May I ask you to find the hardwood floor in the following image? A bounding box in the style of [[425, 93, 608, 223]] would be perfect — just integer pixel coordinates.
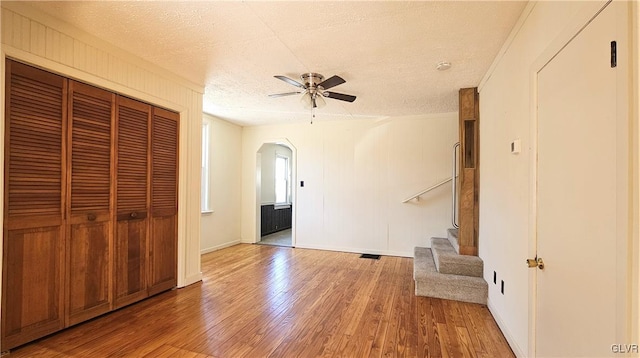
[[7, 244, 514, 357]]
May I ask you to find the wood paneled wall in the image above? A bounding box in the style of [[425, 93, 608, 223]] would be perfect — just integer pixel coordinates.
[[242, 116, 458, 256], [0, 3, 203, 292]]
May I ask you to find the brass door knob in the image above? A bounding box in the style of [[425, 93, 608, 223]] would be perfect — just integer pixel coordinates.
[[526, 257, 544, 270]]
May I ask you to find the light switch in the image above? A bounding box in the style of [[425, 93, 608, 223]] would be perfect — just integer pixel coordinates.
[[510, 139, 521, 154]]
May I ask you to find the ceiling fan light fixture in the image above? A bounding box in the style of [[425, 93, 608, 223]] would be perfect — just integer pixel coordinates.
[[301, 89, 326, 110], [300, 91, 312, 109], [315, 93, 326, 108]]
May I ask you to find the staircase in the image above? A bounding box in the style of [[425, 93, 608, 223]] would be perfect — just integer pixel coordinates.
[[413, 228, 488, 304]]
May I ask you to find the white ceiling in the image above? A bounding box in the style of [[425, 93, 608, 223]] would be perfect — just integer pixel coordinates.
[[25, 1, 527, 126]]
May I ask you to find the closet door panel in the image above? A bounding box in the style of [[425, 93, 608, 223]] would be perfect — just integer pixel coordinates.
[[67, 222, 110, 324], [115, 97, 150, 307], [148, 216, 176, 295], [2, 60, 66, 350], [148, 107, 178, 295], [115, 218, 147, 308], [66, 81, 114, 325], [3, 227, 63, 349]]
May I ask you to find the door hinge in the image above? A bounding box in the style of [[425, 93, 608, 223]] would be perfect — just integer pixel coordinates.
[[611, 41, 617, 68]]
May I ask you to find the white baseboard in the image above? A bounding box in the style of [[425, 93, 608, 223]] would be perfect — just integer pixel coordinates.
[[200, 240, 241, 255], [293, 243, 412, 258], [487, 299, 526, 357]]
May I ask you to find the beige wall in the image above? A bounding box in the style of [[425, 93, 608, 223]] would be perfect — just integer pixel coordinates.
[[0, 3, 204, 289], [478, 1, 639, 355], [200, 114, 242, 254], [241, 114, 458, 256]]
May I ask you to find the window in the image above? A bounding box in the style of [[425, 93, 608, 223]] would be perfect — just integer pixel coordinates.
[[201, 120, 211, 212], [274, 155, 289, 204]]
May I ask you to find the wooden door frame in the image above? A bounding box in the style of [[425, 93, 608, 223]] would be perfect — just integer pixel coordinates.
[[527, 1, 634, 356]]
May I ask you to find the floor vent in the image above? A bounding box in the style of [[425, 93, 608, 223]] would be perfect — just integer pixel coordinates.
[[360, 253, 381, 260]]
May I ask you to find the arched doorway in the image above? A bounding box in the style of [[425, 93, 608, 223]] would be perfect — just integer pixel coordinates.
[[255, 140, 296, 247]]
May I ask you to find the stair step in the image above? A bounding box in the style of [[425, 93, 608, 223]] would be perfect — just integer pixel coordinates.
[[413, 247, 487, 305], [430, 238, 483, 278], [447, 228, 459, 254]]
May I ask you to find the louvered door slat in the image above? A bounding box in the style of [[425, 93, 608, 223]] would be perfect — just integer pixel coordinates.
[[151, 110, 178, 214], [70, 82, 112, 213], [6, 66, 64, 218], [2, 60, 66, 351], [116, 99, 149, 214], [11, 90, 64, 111]]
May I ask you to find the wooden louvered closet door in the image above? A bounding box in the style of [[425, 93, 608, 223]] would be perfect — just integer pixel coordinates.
[[66, 81, 115, 325], [148, 107, 179, 295], [114, 96, 150, 308], [2, 60, 179, 350], [2, 60, 67, 350]]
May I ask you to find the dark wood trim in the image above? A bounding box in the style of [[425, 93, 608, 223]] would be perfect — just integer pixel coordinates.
[[458, 87, 479, 256]]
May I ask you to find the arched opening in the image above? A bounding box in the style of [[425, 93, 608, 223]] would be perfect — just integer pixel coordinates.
[[255, 140, 296, 247]]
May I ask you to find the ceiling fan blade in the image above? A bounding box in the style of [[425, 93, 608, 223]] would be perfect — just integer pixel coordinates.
[[269, 91, 301, 98], [325, 91, 356, 103], [274, 75, 306, 89], [317, 75, 345, 90]]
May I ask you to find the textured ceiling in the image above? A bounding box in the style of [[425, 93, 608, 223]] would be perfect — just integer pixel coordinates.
[[24, 1, 526, 126]]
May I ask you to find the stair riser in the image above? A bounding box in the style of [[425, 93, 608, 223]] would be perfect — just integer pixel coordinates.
[[437, 260, 483, 277], [447, 228, 460, 254], [415, 279, 487, 305], [431, 238, 483, 278], [414, 247, 487, 305]]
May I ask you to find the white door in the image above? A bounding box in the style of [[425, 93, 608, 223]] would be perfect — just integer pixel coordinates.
[[536, 3, 622, 357]]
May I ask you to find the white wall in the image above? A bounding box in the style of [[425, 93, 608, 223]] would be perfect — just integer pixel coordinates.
[[259, 143, 292, 204], [478, 2, 639, 356], [241, 114, 458, 257], [200, 114, 242, 254], [0, 3, 204, 288]]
